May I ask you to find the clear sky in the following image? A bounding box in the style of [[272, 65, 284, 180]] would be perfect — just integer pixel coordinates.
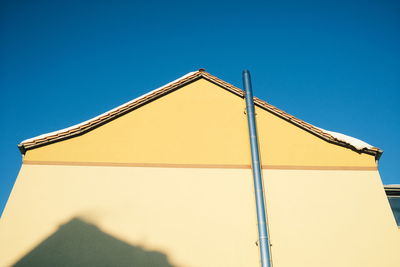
[[1, 0, 399, 215]]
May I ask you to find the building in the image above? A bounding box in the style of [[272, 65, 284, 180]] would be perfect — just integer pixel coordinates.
[[1, 70, 399, 267], [385, 185, 400, 226]]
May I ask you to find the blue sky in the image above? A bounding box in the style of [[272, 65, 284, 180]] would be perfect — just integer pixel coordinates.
[[1, 0, 399, 215]]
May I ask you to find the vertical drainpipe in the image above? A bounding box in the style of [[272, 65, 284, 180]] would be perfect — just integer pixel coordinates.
[[243, 70, 272, 267]]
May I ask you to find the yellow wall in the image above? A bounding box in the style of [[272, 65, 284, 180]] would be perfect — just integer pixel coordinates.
[[1, 166, 398, 267], [24, 78, 376, 168], [0, 165, 259, 267], [263, 169, 400, 267]]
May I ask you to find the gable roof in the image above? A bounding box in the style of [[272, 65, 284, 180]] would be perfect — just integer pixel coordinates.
[[18, 69, 382, 159]]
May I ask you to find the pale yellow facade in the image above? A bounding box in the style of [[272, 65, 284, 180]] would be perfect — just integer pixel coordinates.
[[1, 75, 398, 267], [264, 169, 399, 267], [0, 165, 260, 267]]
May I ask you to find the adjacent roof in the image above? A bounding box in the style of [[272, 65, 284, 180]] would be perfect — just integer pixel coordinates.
[[18, 69, 382, 158], [385, 185, 400, 196]]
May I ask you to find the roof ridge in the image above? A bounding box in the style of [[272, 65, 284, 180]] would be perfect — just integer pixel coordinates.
[[19, 70, 382, 158]]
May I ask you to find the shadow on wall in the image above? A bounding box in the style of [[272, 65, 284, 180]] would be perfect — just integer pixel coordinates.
[[13, 218, 176, 267]]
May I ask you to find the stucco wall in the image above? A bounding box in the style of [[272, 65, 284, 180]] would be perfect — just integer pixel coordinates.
[[264, 169, 400, 267], [0, 165, 259, 267], [1, 165, 398, 267]]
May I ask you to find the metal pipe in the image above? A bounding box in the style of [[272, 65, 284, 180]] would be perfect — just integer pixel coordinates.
[[243, 70, 272, 267]]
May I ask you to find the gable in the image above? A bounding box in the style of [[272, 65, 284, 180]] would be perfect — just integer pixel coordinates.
[[23, 74, 377, 169]]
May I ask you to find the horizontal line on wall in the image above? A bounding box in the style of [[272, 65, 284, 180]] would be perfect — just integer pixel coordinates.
[[22, 160, 377, 171]]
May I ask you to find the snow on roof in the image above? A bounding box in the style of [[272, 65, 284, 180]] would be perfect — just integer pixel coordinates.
[[316, 127, 374, 151], [21, 71, 197, 144], [385, 184, 400, 188]]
